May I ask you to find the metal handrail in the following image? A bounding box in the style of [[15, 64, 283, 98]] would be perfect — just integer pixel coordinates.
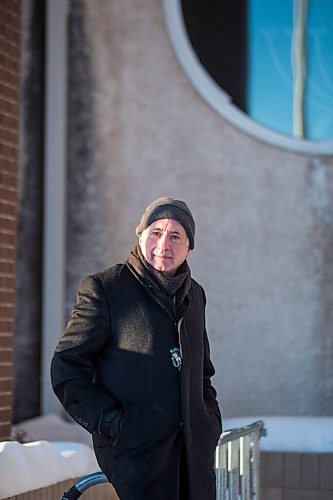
[[215, 420, 266, 500], [219, 420, 266, 444]]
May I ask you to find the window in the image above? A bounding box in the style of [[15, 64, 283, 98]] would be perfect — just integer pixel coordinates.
[[163, 0, 333, 154]]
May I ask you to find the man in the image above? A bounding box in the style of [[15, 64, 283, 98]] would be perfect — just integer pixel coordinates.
[[51, 197, 222, 500]]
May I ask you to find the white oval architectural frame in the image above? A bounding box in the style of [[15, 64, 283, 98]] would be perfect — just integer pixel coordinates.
[[163, 0, 333, 156]]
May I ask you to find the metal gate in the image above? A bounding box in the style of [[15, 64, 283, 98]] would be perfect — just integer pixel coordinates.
[[215, 420, 266, 500]]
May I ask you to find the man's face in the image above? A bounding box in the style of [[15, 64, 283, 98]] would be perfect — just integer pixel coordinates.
[[139, 219, 190, 276]]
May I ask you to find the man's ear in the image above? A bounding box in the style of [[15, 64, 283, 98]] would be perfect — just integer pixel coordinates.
[[138, 236, 145, 252]]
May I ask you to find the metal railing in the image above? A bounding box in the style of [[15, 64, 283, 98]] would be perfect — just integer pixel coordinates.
[[215, 420, 266, 500]]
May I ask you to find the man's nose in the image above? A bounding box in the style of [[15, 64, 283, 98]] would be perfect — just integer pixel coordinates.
[[157, 233, 170, 251]]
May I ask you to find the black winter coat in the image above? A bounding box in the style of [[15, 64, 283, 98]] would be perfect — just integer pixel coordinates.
[[51, 263, 222, 500]]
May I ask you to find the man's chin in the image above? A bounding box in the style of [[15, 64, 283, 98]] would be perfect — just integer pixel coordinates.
[[156, 265, 170, 273], [160, 266, 177, 277], [153, 258, 170, 267], [153, 263, 175, 276]]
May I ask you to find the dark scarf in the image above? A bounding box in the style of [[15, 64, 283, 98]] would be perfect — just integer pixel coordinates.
[[126, 244, 191, 320]]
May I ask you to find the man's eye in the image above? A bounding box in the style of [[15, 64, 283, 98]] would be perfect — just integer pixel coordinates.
[[171, 234, 180, 240]]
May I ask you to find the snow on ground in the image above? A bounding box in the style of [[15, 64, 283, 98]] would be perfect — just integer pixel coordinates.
[[0, 440, 99, 499], [1, 414, 333, 498], [224, 416, 333, 453], [12, 413, 93, 448]]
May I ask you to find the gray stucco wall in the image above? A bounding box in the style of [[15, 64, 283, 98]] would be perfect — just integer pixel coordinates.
[[64, 0, 332, 417]]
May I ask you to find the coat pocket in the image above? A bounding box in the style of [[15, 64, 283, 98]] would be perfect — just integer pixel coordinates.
[[205, 402, 223, 439], [112, 401, 138, 452]]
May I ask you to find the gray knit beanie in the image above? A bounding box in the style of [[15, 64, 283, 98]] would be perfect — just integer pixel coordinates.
[[136, 197, 195, 249]]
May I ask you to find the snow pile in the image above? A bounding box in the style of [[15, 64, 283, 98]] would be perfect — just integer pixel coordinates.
[[12, 413, 92, 448], [0, 440, 100, 499], [224, 416, 333, 453]]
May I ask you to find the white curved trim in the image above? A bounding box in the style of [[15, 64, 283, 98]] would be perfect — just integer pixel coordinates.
[[163, 0, 333, 156]]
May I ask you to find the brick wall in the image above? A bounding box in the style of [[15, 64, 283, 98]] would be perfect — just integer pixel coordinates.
[[0, 0, 21, 441], [261, 451, 333, 500], [2, 476, 118, 500]]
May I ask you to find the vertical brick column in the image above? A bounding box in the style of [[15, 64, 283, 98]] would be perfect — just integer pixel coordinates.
[[0, 0, 21, 441]]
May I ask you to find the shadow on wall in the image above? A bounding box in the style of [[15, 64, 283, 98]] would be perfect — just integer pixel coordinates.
[[66, 0, 97, 312], [13, 0, 45, 424], [307, 157, 333, 408]]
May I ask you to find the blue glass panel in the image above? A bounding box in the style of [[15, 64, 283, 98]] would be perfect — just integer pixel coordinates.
[[248, 0, 333, 140]]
